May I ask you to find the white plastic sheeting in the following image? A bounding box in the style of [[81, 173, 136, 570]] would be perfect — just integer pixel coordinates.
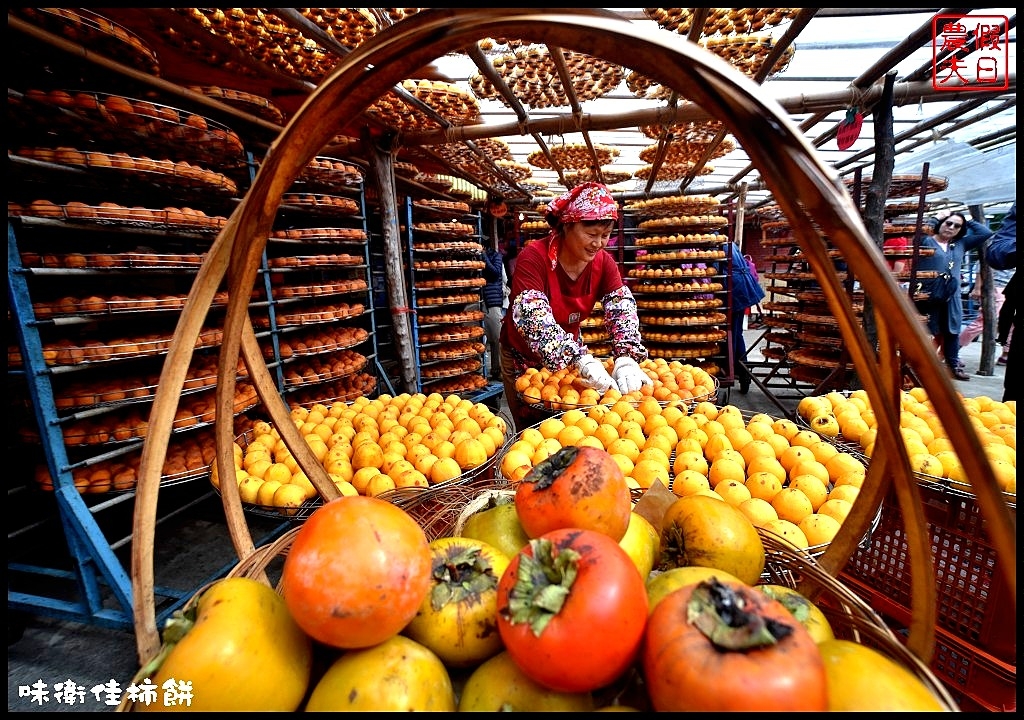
[[894, 140, 1016, 208]]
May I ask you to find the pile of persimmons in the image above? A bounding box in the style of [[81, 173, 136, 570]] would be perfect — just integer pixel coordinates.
[[136, 441, 951, 712]]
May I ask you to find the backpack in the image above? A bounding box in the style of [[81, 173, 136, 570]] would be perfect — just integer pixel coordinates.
[[745, 254, 759, 282]]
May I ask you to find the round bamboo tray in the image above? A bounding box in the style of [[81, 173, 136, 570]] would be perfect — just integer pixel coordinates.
[[518, 374, 719, 414], [131, 9, 1014, 683], [796, 330, 845, 349], [845, 173, 949, 199], [795, 392, 1018, 507], [492, 403, 883, 554], [788, 347, 852, 372]]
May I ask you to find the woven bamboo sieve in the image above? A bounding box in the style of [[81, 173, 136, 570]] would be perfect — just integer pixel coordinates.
[[130, 8, 1015, 674]]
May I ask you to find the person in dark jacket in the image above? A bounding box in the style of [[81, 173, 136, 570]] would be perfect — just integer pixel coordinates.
[[984, 201, 1017, 401], [916, 211, 993, 380], [482, 241, 506, 380]]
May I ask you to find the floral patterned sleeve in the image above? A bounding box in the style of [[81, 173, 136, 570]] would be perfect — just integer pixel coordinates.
[[603, 285, 648, 362], [511, 289, 586, 371]]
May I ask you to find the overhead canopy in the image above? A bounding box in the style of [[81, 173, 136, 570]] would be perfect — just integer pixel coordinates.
[[10, 7, 1016, 214], [893, 141, 1016, 211]]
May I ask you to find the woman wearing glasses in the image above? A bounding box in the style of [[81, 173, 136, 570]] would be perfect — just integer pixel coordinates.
[[918, 211, 993, 381]]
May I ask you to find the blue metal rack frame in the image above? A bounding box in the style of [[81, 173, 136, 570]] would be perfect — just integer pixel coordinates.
[[404, 197, 489, 395]]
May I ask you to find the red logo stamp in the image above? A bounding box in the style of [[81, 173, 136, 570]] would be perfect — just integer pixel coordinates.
[[932, 14, 1009, 91]]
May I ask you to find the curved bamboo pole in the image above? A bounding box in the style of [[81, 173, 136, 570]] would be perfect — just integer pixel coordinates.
[[132, 9, 1014, 666]]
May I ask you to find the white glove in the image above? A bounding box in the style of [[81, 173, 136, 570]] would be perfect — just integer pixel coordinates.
[[612, 356, 653, 394], [576, 354, 614, 394]]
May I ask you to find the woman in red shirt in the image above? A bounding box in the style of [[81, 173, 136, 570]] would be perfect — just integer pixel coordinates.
[[500, 182, 650, 430]]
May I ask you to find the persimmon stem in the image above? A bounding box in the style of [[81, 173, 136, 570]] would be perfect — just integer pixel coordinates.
[[429, 545, 500, 611], [522, 446, 579, 490], [502, 537, 580, 636], [687, 578, 793, 649]]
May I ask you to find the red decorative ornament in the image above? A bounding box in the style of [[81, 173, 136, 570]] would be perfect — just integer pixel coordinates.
[[836, 108, 864, 150], [487, 198, 508, 218]]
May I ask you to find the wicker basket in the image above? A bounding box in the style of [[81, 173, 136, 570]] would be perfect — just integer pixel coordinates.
[[117, 482, 956, 712], [130, 9, 1014, 687]]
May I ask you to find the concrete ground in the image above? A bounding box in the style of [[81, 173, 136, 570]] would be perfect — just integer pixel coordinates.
[[7, 328, 1010, 711]]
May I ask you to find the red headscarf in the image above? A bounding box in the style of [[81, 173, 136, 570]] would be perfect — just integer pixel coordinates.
[[545, 182, 619, 227]]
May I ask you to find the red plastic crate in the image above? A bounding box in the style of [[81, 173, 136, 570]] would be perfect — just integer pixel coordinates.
[[840, 483, 1016, 664], [841, 575, 1016, 711], [930, 627, 1017, 712]]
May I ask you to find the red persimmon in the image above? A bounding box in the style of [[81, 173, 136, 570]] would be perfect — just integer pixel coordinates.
[[496, 527, 648, 693], [514, 445, 631, 541], [642, 577, 828, 711]]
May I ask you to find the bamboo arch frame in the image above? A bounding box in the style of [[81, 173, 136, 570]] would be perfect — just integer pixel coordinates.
[[131, 9, 1015, 665]]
